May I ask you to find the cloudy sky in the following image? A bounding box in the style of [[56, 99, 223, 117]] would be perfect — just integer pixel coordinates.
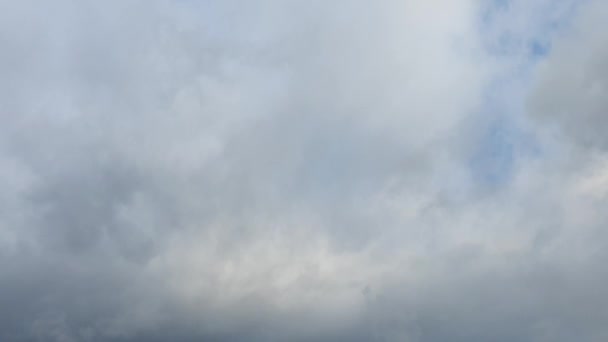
[[1, 0, 607, 341]]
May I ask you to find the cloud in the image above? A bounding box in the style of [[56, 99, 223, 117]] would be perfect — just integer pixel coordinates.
[[1, 0, 607, 341], [529, 0, 608, 149]]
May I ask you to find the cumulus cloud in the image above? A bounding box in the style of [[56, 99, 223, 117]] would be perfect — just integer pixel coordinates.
[[1, 0, 607, 341]]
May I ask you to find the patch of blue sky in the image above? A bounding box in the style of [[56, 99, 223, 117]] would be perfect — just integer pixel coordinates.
[[469, 0, 583, 190]]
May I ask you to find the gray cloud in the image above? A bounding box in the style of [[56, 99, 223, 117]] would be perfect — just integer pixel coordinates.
[[529, 0, 608, 149], [1, 0, 608, 341]]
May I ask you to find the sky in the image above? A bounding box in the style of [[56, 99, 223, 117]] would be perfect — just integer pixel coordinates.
[[1, 0, 608, 341]]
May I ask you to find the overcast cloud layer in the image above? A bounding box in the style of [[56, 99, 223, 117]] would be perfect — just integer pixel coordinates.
[[1, 0, 608, 341]]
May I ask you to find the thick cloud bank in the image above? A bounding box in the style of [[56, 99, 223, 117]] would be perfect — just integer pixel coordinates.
[[1, 0, 607, 341]]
